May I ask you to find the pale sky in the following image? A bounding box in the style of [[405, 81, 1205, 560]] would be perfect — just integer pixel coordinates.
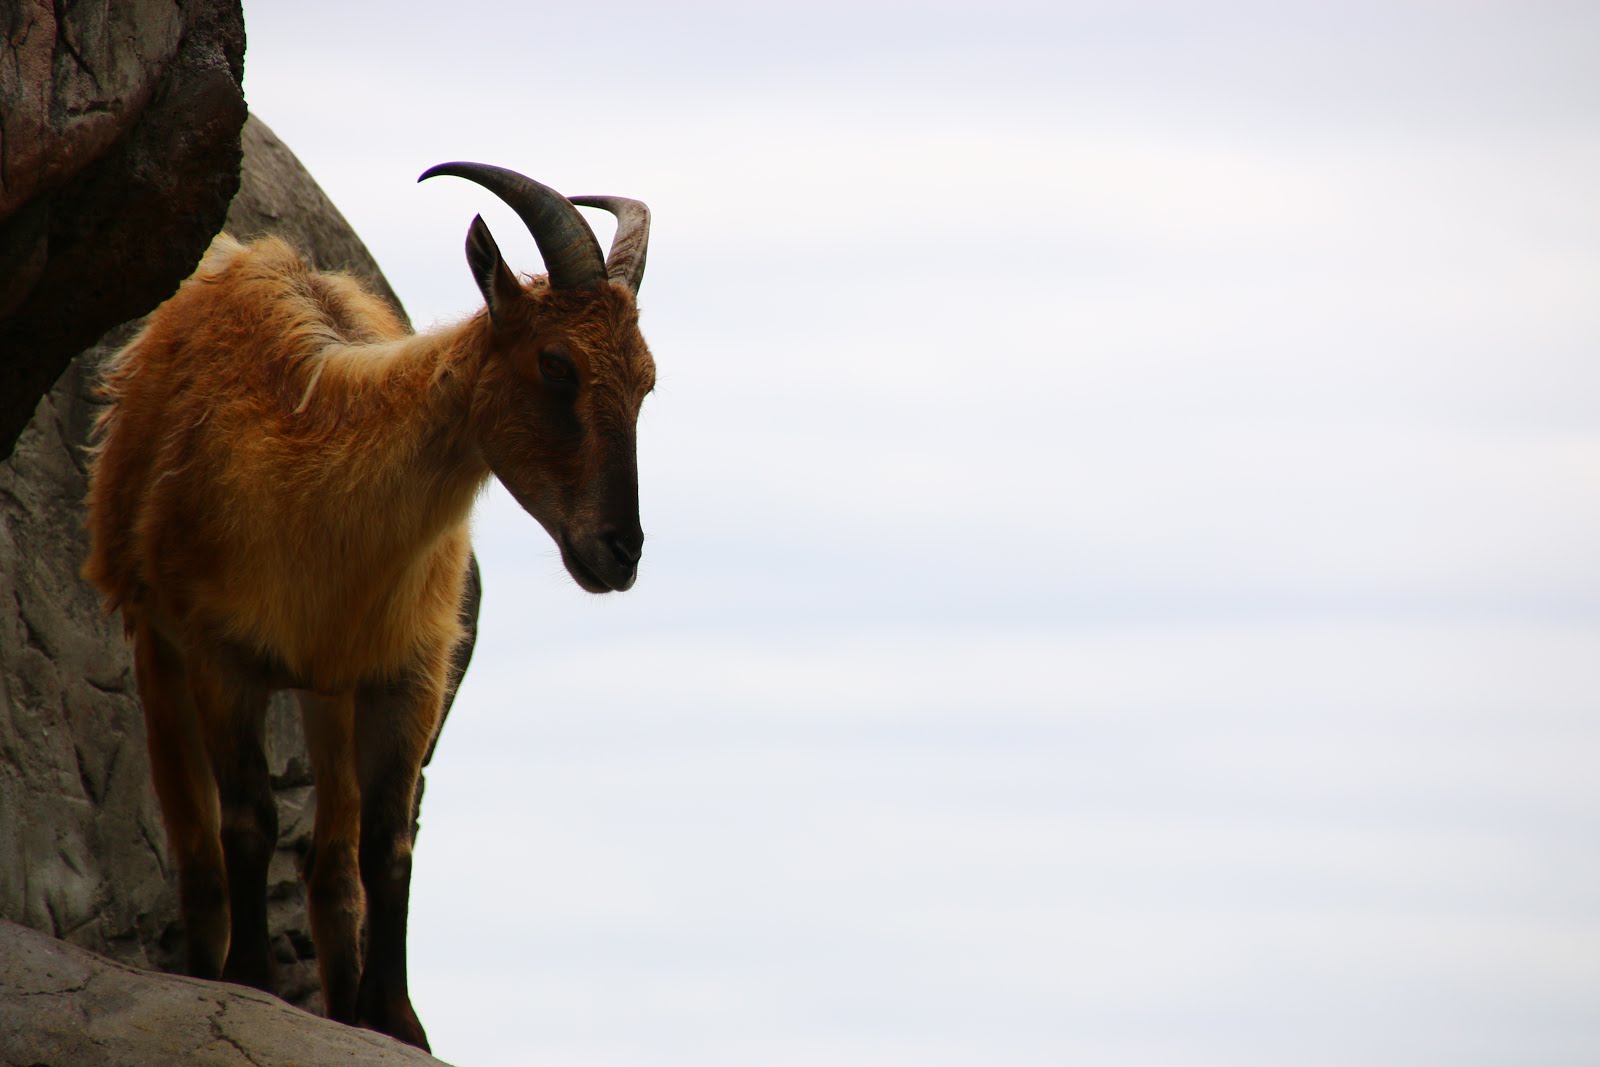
[[242, 3, 1600, 1065]]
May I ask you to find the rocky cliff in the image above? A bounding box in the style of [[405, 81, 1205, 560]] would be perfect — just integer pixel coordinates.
[[2, 111, 478, 1062], [2, 9, 481, 1057]]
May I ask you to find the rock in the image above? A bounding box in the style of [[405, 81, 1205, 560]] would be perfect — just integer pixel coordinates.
[[0, 0, 247, 457], [0, 349, 169, 970], [0, 110, 479, 1018], [0, 920, 454, 1066]]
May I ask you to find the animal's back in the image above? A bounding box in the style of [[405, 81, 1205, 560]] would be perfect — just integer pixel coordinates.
[[84, 234, 418, 656]]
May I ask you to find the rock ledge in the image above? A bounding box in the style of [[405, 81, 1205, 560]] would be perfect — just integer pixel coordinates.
[[0, 920, 453, 1066]]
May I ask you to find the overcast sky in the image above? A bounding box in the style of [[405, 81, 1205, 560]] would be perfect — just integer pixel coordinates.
[[241, 3, 1600, 1065]]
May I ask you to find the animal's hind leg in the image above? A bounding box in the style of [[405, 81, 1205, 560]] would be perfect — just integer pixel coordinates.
[[132, 620, 228, 979], [353, 665, 445, 1051], [298, 689, 364, 1024], [188, 653, 277, 993]]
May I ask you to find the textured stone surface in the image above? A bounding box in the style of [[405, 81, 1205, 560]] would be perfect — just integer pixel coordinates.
[[0, 112, 478, 1019], [0, 920, 454, 1066], [0, 343, 168, 969], [0, 0, 247, 456], [0, 2, 180, 220]]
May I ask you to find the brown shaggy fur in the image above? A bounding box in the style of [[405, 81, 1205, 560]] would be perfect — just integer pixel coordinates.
[[83, 230, 655, 1050]]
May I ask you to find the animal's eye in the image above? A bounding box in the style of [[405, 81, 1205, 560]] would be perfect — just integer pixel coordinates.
[[538, 347, 575, 384]]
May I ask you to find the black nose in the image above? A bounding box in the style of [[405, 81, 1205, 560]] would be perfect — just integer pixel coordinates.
[[603, 526, 643, 566]]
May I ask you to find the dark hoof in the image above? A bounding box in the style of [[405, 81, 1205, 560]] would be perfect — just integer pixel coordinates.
[[360, 994, 430, 1052], [221, 946, 277, 994]]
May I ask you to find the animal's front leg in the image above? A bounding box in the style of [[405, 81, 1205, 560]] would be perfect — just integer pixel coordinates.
[[188, 654, 277, 993], [132, 620, 228, 979], [352, 667, 445, 1051], [299, 689, 364, 1023]]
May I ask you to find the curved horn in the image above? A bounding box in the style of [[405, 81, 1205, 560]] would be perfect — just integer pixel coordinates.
[[418, 162, 605, 291], [568, 195, 650, 294]]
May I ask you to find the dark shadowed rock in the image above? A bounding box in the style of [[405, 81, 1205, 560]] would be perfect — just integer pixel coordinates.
[[0, 0, 247, 457], [0, 920, 454, 1066]]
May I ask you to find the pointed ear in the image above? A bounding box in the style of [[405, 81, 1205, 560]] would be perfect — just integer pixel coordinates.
[[465, 215, 523, 321]]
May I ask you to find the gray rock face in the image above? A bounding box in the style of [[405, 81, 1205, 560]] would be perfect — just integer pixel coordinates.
[[0, 920, 454, 1066], [1, 113, 479, 1021], [0, 0, 247, 456], [0, 346, 168, 966]]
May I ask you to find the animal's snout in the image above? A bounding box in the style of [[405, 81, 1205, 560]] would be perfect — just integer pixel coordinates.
[[560, 523, 643, 594], [602, 525, 643, 567]]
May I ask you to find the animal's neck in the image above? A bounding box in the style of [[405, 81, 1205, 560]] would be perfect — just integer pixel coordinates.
[[306, 316, 493, 552]]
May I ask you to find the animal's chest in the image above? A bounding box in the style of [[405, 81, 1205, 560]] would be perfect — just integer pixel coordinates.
[[189, 519, 469, 690]]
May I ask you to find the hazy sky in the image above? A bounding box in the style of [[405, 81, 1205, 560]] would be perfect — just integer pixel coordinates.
[[242, 3, 1600, 1064]]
